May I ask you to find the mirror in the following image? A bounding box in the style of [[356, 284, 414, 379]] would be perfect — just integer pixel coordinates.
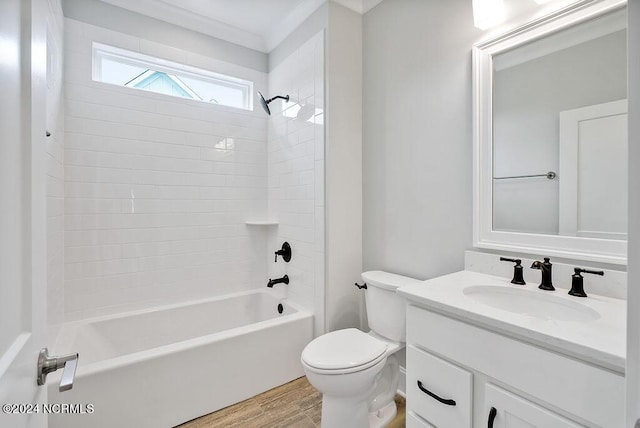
[[473, 0, 628, 264]]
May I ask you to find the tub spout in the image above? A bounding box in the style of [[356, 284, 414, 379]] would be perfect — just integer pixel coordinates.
[[267, 275, 289, 288]]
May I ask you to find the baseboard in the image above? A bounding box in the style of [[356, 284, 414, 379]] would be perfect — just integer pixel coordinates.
[[398, 365, 406, 397]]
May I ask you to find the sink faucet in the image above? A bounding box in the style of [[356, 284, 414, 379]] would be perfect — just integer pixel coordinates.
[[530, 258, 554, 291], [267, 275, 289, 288]]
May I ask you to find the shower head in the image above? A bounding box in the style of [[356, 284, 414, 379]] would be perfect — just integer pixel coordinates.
[[257, 91, 290, 115]]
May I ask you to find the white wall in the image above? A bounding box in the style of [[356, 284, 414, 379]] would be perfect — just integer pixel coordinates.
[[46, 0, 65, 329], [627, 0, 640, 425], [363, 0, 479, 280], [62, 19, 269, 319], [267, 31, 325, 336], [324, 2, 364, 331], [269, 4, 328, 71], [493, 29, 626, 235]]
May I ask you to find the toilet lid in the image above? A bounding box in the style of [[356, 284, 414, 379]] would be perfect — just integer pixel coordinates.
[[301, 328, 387, 370]]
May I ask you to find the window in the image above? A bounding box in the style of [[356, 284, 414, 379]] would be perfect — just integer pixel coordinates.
[[92, 43, 253, 110]]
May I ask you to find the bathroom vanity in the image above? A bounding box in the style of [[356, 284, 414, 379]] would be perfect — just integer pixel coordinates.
[[398, 271, 626, 428], [449, 0, 629, 424]]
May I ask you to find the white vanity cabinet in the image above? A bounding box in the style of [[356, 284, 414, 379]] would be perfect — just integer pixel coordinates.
[[405, 305, 625, 428]]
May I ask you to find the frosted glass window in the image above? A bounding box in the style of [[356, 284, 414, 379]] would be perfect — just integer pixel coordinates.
[[92, 43, 253, 110]]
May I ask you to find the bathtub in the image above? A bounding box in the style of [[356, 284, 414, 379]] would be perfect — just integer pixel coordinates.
[[47, 290, 313, 428]]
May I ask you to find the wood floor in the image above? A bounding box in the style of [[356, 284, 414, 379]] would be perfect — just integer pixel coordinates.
[[177, 376, 406, 428]]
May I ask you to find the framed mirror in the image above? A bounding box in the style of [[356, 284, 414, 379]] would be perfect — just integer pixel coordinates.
[[472, 0, 627, 264]]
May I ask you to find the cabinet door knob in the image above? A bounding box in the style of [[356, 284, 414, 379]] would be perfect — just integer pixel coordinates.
[[416, 380, 456, 406], [488, 407, 497, 427]]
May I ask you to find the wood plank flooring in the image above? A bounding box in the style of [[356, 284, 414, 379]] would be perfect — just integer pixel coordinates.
[[177, 376, 406, 428]]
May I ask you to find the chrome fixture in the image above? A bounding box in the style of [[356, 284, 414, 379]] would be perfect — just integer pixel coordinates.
[[531, 258, 554, 291], [569, 268, 604, 298], [257, 91, 289, 115], [500, 257, 526, 285], [493, 171, 556, 180], [37, 348, 79, 392], [274, 242, 292, 263], [267, 275, 289, 288]]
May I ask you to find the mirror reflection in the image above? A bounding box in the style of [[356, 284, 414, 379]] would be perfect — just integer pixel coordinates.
[[492, 8, 627, 240]]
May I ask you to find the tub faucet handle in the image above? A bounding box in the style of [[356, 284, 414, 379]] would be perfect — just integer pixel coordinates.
[[274, 242, 292, 263], [37, 348, 79, 392]]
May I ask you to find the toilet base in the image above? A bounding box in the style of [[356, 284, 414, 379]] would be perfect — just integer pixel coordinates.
[[369, 400, 397, 428], [320, 394, 397, 428], [321, 393, 370, 428]]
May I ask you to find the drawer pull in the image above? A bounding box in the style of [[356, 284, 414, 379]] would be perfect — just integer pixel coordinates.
[[488, 407, 497, 427], [416, 380, 456, 406]]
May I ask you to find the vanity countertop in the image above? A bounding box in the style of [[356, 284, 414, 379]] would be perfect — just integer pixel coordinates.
[[397, 270, 626, 373]]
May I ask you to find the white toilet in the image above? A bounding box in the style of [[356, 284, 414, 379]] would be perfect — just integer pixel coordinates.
[[301, 271, 420, 428]]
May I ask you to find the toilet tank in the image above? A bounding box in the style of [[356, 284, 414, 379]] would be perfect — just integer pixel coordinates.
[[361, 271, 422, 342]]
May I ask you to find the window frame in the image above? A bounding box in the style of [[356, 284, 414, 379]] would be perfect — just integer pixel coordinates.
[[92, 42, 254, 111]]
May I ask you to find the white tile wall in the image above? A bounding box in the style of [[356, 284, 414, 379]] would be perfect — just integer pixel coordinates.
[[267, 32, 325, 336], [63, 19, 269, 319], [46, 0, 65, 328]]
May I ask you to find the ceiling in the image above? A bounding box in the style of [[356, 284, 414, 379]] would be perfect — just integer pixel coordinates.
[[98, 0, 385, 53]]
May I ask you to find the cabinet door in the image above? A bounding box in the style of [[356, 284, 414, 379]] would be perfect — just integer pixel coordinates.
[[485, 384, 581, 428]]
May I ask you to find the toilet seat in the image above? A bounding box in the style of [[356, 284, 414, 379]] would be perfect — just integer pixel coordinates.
[[301, 328, 388, 375]]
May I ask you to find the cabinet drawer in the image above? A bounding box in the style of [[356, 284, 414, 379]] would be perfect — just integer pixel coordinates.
[[485, 384, 581, 428], [407, 345, 472, 428], [407, 411, 435, 428]]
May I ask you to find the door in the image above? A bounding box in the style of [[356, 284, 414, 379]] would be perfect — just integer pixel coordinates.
[[485, 384, 581, 428], [558, 99, 628, 240], [0, 0, 48, 427]]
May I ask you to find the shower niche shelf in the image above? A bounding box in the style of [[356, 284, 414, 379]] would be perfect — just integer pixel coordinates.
[[245, 220, 279, 226]]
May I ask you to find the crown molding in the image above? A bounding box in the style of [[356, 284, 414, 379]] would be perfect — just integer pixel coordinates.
[[332, 0, 385, 14], [99, 0, 267, 51], [96, 0, 385, 54]]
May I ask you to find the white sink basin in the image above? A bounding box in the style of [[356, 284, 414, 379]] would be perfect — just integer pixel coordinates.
[[463, 285, 600, 322]]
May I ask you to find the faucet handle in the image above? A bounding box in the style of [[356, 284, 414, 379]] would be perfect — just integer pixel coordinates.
[[575, 267, 604, 276], [274, 242, 292, 263], [569, 268, 604, 298], [500, 257, 526, 285]]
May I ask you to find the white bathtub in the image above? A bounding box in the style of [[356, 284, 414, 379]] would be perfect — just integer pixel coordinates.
[[47, 290, 313, 428]]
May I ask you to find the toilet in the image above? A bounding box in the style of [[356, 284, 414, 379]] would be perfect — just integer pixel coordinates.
[[301, 271, 420, 428]]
